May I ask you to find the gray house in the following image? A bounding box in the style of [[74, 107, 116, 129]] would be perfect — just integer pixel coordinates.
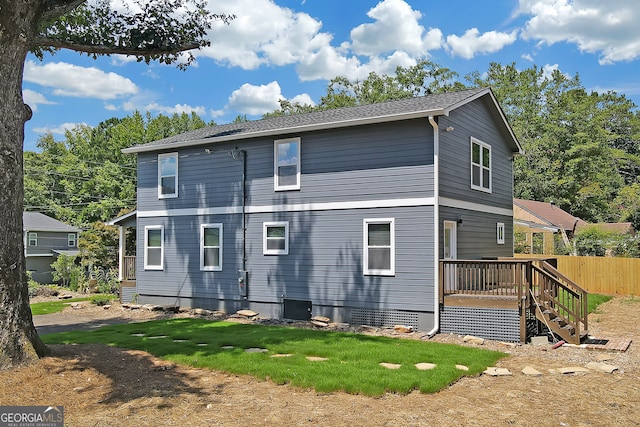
[[24, 211, 81, 284], [112, 87, 523, 335]]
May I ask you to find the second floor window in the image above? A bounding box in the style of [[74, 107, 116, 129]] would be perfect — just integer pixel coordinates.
[[68, 233, 76, 247], [28, 232, 37, 246], [471, 137, 491, 193], [158, 152, 178, 198], [274, 138, 300, 191]]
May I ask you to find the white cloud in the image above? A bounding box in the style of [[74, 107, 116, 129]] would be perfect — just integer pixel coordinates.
[[227, 81, 283, 115], [541, 63, 570, 80], [204, 0, 442, 83], [104, 103, 118, 111], [32, 122, 87, 135], [350, 0, 443, 56], [446, 28, 518, 59], [22, 89, 56, 112], [519, 0, 640, 64], [123, 101, 207, 116], [23, 60, 138, 99], [521, 53, 535, 62], [290, 93, 315, 106]]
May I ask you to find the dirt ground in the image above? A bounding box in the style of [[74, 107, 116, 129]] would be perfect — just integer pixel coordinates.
[[1, 296, 639, 426]]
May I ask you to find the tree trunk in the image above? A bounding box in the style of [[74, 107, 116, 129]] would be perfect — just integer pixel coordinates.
[[0, 0, 50, 369]]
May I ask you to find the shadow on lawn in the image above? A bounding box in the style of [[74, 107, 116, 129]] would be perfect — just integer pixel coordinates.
[[47, 343, 213, 404]]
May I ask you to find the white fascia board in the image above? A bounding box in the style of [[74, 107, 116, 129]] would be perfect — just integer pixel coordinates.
[[440, 197, 513, 217], [122, 109, 447, 154]]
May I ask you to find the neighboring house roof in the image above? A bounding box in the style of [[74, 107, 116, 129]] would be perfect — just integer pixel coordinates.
[[52, 249, 81, 257], [107, 210, 137, 227], [576, 222, 636, 236], [123, 87, 522, 154], [513, 199, 586, 232], [23, 212, 81, 233]]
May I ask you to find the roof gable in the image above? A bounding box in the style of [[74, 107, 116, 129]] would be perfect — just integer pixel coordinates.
[[123, 87, 521, 154], [513, 199, 585, 231], [23, 212, 81, 233]]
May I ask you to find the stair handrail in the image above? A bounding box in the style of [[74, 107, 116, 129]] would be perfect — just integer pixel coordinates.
[[531, 262, 588, 341]]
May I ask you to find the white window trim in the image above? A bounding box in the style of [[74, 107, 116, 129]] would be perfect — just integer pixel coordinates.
[[144, 225, 164, 270], [68, 233, 76, 247], [28, 232, 37, 246], [363, 218, 395, 276], [263, 222, 289, 255], [158, 152, 179, 199], [274, 138, 301, 191], [200, 223, 223, 271], [470, 137, 492, 193], [497, 222, 505, 245]]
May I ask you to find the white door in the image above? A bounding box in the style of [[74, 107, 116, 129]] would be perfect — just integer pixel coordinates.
[[443, 221, 458, 291]]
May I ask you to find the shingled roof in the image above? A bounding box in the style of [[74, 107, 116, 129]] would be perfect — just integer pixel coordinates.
[[23, 212, 81, 233], [514, 199, 586, 232], [123, 87, 521, 154]]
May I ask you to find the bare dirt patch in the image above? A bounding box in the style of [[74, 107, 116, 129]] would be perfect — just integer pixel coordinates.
[[1, 297, 638, 426]]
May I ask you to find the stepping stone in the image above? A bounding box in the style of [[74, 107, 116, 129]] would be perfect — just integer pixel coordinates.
[[197, 343, 208, 347], [522, 366, 542, 376], [237, 309, 258, 318], [306, 356, 328, 362], [270, 354, 294, 358], [311, 320, 328, 327], [558, 366, 589, 374], [221, 345, 235, 350], [463, 335, 485, 345], [147, 335, 167, 339], [585, 362, 619, 374], [394, 325, 414, 333], [131, 333, 146, 337], [311, 316, 330, 323], [173, 339, 187, 342], [245, 348, 268, 353], [483, 367, 512, 376], [596, 354, 615, 362], [455, 364, 469, 371], [380, 362, 401, 370], [415, 362, 436, 371]]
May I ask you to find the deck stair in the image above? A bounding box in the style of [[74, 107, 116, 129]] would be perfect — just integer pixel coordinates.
[[530, 261, 588, 344]]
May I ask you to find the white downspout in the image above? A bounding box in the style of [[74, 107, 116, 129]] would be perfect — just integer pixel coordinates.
[[427, 116, 440, 338], [118, 225, 125, 281]]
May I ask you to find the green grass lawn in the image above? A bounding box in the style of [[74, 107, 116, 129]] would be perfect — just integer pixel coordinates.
[[30, 298, 93, 315], [588, 293, 613, 314], [43, 319, 507, 396], [30, 295, 117, 315]]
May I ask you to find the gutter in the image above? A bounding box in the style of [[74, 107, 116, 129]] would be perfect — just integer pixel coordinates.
[[427, 115, 440, 338]]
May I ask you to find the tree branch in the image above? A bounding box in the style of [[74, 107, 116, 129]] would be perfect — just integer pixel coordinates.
[[40, 0, 86, 22], [32, 35, 202, 56]]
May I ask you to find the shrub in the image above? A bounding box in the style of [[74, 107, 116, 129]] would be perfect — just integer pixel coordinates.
[[90, 295, 113, 306]]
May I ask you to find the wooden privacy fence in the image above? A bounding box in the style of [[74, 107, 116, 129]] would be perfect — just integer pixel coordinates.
[[514, 254, 640, 295]]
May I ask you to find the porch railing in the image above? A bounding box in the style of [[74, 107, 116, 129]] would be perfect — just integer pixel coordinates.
[[123, 256, 136, 280], [531, 260, 588, 340], [439, 260, 531, 304]]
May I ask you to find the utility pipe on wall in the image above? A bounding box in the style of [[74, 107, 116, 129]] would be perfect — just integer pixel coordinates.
[[427, 116, 440, 338]]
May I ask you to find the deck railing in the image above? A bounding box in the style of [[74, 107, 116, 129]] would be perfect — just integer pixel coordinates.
[[531, 260, 588, 338], [123, 256, 136, 280], [439, 260, 531, 304]]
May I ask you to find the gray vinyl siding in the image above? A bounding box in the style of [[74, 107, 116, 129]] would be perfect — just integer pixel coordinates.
[[25, 256, 55, 284], [136, 120, 434, 213], [136, 205, 435, 312], [438, 97, 515, 209], [25, 231, 78, 256], [440, 207, 513, 259]]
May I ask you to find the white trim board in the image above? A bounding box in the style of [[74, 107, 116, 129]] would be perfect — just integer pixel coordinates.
[[138, 196, 512, 218]]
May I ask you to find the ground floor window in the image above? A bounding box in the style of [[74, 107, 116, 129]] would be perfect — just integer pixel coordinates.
[[144, 225, 164, 270], [201, 224, 223, 271], [264, 222, 289, 255], [363, 218, 395, 276]]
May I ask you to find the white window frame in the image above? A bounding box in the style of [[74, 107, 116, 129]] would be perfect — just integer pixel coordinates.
[[28, 232, 37, 246], [144, 225, 164, 270], [274, 138, 301, 191], [497, 223, 505, 245], [200, 223, 223, 271], [263, 222, 289, 255], [158, 152, 179, 199], [68, 233, 76, 247], [363, 218, 395, 276], [470, 137, 492, 193]]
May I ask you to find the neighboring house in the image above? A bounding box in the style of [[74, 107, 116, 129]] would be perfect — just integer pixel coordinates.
[[23, 211, 81, 284], [513, 198, 587, 254], [111, 87, 522, 334], [576, 221, 635, 237]]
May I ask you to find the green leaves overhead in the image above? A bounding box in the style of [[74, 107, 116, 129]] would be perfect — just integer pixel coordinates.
[[34, 0, 235, 69]]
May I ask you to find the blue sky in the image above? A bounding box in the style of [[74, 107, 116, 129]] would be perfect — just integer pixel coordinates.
[[23, 0, 640, 152]]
